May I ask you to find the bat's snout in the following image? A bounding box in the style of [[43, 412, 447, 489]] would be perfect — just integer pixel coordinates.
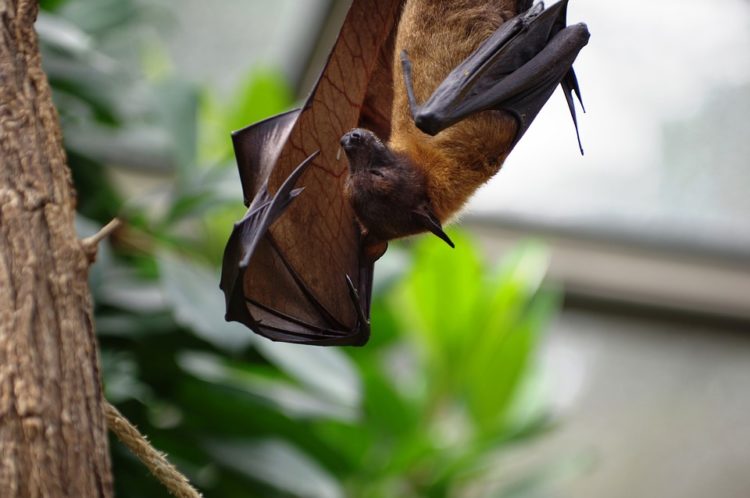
[[341, 129, 365, 150]]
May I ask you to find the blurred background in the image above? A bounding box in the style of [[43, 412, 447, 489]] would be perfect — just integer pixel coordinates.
[[37, 0, 750, 496]]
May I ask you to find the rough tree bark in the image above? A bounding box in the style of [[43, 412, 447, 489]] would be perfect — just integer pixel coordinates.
[[0, 0, 114, 496]]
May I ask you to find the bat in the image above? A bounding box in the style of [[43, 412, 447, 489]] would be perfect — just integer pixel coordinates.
[[221, 0, 589, 346], [342, 0, 589, 249], [220, 0, 403, 346]]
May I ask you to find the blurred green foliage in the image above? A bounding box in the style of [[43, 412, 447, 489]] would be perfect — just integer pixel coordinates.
[[39, 1, 564, 496]]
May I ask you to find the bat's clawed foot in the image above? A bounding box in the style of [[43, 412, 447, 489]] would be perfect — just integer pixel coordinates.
[[345, 274, 369, 329], [398, 1, 589, 150]]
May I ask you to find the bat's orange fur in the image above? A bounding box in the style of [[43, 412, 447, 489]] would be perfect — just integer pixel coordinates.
[[388, 0, 520, 222]]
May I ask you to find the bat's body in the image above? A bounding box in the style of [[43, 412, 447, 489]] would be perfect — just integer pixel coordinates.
[[344, 0, 589, 248], [222, 0, 589, 345], [390, 0, 519, 221]]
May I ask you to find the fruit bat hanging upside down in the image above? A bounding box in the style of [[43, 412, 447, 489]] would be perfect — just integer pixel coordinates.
[[343, 0, 588, 251], [221, 0, 590, 345]]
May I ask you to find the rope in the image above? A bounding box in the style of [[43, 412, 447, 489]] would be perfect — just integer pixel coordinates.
[[89, 220, 201, 497], [104, 402, 203, 498]]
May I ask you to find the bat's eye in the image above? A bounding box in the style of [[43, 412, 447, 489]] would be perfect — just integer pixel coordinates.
[[370, 169, 384, 177]]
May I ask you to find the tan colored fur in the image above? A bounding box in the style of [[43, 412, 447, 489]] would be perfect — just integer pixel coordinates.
[[389, 0, 520, 221]]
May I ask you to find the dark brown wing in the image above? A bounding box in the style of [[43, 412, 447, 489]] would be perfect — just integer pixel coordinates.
[[401, 0, 589, 152], [220, 0, 405, 346]]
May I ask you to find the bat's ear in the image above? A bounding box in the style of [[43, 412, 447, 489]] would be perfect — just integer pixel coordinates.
[[415, 205, 455, 248]]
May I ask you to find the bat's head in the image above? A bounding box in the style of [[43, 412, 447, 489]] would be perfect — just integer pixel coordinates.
[[340, 128, 396, 173], [341, 128, 451, 247], [341, 128, 423, 196]]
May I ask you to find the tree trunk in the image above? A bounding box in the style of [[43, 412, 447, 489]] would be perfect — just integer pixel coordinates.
[[0, 1, 114, 496]]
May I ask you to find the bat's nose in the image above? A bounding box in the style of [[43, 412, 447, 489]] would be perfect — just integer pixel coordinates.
[[341, 130, 363, 149]]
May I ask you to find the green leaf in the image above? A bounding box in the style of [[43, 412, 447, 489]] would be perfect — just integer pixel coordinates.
[[40, 0, 68, 12], [178, 351, 358, 422], [225, 69, 294, 131], [37, 12, 95, 57], [487, 453, 593, 498], [204, 439, 344, 498], [100, 351, 152, 403], [95, 268, 168, 313], [157, 250, 253, 353], [153, 79, 199, 178], [392, 230, 484, 377], [161, 166, 240, 226], [44, 58, 121, 124], [95, 312, 177, 338], [198, 69, 293, 165], [59, 0, 139, 35], [254, 341, 362, 410], [63, 123, 174, 172], [68, 151, 123, 220], [463, 243, 553, 432]]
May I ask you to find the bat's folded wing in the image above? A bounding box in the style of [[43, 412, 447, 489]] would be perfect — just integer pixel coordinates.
[[231, 109, 301, 207], [220, 0, 405, 346], [405, 0, 590, 152], [220, 113, 372, 346]]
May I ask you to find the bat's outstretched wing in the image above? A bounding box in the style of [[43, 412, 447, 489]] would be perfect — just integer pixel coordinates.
[[220, 0, 405, 346], [401, 0, 590, 152]]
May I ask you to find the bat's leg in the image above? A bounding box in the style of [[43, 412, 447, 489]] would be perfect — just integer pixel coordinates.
[[400, 50, 421, 123], [401, 0, 589, 151]]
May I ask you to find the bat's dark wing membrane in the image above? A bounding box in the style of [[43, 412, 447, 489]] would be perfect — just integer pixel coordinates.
[[220, 0, 405, 346], [231, 109, 301, 207], [402, 0, 590, 152]]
